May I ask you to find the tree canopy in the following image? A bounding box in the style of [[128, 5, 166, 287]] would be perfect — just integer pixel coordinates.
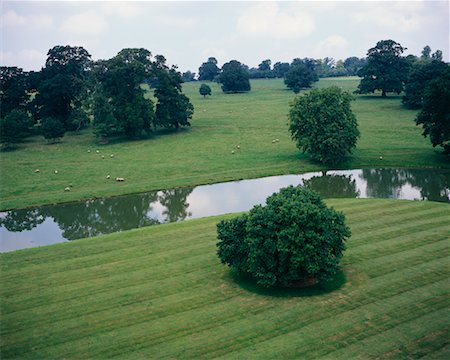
[[198, 57, 220, 81], [415, 68, 450, 154], [199, 83, 212, 98], [289, 86, 359, 164], [217, 186, 350, 288], [284, 58, 318, 93], [357, 39, 410, 97], [218, 60, 251, 93]]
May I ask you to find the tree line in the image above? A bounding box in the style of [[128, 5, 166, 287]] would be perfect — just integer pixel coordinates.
[[0, 46, 194, 149]]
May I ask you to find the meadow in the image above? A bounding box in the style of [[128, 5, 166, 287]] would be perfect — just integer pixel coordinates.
[[1, 198, 449, 359], [1, 77, 448, 210]]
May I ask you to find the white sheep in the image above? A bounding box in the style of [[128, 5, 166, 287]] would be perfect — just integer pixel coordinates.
[[34, 169, 40, 173], [116, 177, 125, 182], [110, 154, 114, 158], [54, 170, 58, 174], [236, 145, 240, 149], [106, 175, 111, 179], [102, 155, 105, 159], [231, 150, 235, 154], [64, 187, 70, 192]]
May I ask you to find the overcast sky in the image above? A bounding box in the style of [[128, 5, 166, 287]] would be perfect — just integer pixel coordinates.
[[1, 0, 449, 73]]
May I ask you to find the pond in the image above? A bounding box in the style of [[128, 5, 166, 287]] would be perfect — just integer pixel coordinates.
[[1, 168, 449, 252]]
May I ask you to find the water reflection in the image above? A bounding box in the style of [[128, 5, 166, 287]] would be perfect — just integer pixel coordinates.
[[1, 168, 449, 252]]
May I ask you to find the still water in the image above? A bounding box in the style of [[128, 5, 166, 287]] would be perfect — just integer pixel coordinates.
[[1, 168, 449, 252]]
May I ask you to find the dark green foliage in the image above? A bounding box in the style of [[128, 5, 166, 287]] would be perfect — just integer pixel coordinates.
[[217, 186, 350, 288], [272, 62, 290, 78], [289, 86, 359, 165], [198, 57, 220, 81], [343, 57, 367, 76], [182, 71, 196, 82], [199, 84, 212, 98], [0, 109, 32, 149], [284, 58, 318, 93], [153, 59, 194, 129], [34, 45, 92, 130], [219, 60, 251, 93], [0, 67, 29, 118], [402, 60, 448, 109], [94, 48, 155, 138], [357, 39, 409, 97], [41, 117, 65, 143], [415, 68, 450, 154]]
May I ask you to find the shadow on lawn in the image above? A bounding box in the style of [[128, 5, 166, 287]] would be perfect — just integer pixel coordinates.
[[228, 268, 347, 298]]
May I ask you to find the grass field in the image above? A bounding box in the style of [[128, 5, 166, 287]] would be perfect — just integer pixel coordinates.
[[1, 198, 449, 359], [1, 77, 448, 210]]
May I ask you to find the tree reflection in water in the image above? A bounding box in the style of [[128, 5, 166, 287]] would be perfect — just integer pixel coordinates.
[[303, 172, 360, 198]]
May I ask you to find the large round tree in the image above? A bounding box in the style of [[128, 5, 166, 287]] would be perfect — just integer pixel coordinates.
[[288, 86, 359, 165], [218, 60, 251, 93], [217, 186, 350, 288]]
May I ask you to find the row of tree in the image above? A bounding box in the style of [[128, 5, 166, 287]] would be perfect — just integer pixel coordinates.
[[0, 45, 194, 149]]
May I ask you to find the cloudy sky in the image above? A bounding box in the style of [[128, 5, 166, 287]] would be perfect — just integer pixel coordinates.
[[1, 0, 449, 73]]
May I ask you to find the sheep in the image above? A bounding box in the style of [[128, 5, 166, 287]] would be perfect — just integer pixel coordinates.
[[116, 177, 125, 182], [87, 150, 91, 153], [54, 170, 58, 174], [272, 139, 276, 143], [102, 155, 105, 159], [96, 150, 100, 153], [106, 175, 111, 179], [231, 150, 235, 154], [379, 156, 383, 160], [34, 169, 40, 173], [236, 145, 241, 149], [64, 187, 70, 192], [110, 154, 114, 158]]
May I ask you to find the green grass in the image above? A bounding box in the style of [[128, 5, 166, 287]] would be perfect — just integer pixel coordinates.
[[1, 198, 449, 359], [1, 78, 448, 210]]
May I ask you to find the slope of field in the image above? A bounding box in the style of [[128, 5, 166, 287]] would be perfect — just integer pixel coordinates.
[[1, 78, 448, 210], [1, 199, 449, 359]]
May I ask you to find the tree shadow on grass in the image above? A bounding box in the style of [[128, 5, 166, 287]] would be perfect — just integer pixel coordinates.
[[228, 268, 346, 298]]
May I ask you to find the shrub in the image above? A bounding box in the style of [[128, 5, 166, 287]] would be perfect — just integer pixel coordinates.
[[217, 186, 350, 288]]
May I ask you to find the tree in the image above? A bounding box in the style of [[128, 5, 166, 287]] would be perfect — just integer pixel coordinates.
[[182, 71, 196, 82], [343, 57, 367, 76], [0, 67, 29, 118], [217, 186, 350, 288], [273, 62, 290, 78], [402, 60, 448, 109], [356, 40, 410, 97], [415, 68, 450, 154], [94, 48, 155, 138], [0, 109, 32, 149], [92, 88, 120, 143], [288, 86, 359, 164], [198, 57, 220, 81], [199, 83, 212, 98], [284, 58, 318, 93], [421, 45, 432, 60], [218, 60, 251, 93], [34, 45, 92, 130], [153, 57, 194, 129], [41, 117, 65, 143]]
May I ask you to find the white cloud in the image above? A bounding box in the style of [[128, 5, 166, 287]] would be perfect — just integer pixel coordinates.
[[102, 2, 141, 18], [237, 2, 315, 39], [0, 10, 53, 30], [314, 35, 349, 58], [61, 11, 108, 35], [0, 49, 46, 71], [352, 2, 427, 33]]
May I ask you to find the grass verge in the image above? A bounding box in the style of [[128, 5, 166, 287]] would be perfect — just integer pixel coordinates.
[[1, 198, 449, 359]]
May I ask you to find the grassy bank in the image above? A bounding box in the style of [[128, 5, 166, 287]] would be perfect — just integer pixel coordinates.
[[1, 78, 448, 210], [1, 199, 449, 359]]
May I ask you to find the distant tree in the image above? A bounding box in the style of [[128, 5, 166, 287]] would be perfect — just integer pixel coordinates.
[[198, 57, 220, 81], [0, 109, 32, 149], [284, 58, 318, 93], [272, 62, 290, 78], [258, 59, 272, 72], [0, 67, 29, 118], [94, 48, 155, 138], [153, 57, 194, 129], [92, 88, 120, 143], [217, 186, 350, 288], [356, 40, 410, 97], [315, 57, 335, 78], [343, 57, 367, 76], [41, 117, 65, 143], [34, 45, 92, 130], [421, 45, 432, 60], [402, 60, 448, 109], [415, 68, 450, 154], [181, 71, 196, 82], [199, 83, 212, 98], [218, 60, 251, 93], [431, 50, 443, 62], [289, 86, 359, 164]]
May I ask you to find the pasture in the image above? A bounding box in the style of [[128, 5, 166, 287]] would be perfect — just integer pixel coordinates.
[[1, 78, 448, 210], [1, 199, 449, 358]]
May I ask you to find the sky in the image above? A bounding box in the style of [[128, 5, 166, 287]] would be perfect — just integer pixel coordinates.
[[1, 0, 449, 73]]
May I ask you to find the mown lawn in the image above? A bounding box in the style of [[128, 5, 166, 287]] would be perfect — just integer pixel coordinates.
[[1, 78, 448, 210], [1, 198, 449, 359]]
